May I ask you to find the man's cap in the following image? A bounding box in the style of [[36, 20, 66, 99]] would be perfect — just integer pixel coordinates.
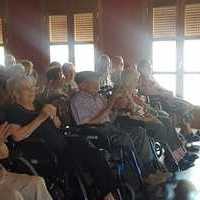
[[75, 71, 100, 84]]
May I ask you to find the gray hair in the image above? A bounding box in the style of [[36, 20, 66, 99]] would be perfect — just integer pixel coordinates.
[[5, 54, 16, 67], [6, 75, 35, 102], [6, 64, 26, 78]]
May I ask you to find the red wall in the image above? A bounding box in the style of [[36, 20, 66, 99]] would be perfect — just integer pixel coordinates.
[[3, 0, 151, 73], [6, 0, 49, 73], [99, 0, 151, 66]]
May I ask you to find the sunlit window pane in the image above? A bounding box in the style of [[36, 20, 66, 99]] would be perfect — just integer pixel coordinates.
[[184, 74, 200, 105], [184, 40, 200, 72], [0, 46, 5, 65], [50, 45, 69, 65], [153, 74, 176, 95], [153, 41, 176, 72], [75, 44, 95, 72]]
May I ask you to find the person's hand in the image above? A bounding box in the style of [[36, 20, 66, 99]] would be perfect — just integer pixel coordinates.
[[109, 88, 125, 108], [0, 122, 10, 144], [40, 104, 57, 120], [53, 116, 62, 128], [114, 97, 129, 109]]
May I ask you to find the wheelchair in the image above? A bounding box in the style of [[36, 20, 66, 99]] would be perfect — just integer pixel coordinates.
[[3, 137, 93, 200], [64, 125, 148, 200]]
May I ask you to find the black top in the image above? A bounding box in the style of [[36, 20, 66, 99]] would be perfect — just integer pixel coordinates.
[[5, 104, 66, 156]]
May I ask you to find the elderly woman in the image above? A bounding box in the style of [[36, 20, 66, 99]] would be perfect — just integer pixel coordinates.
[[0, 121, 52, 200], [5, 54, 16, 68], [113, 67, 196, 171], [5, 75, 116, 200], [19, 60, 34, 76], [62, 63, 78, 94], [39, 66, 71, 127], [96, 55, 112, 87], [111, 56, 124, 86]]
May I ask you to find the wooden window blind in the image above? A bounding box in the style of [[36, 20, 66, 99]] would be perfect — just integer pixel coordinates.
[[0, 18, 3, 45], [153, 6, 176, 39], [185, 3, 200, 37], [74, 13, 94, 42], [49, 15, 68, 44]]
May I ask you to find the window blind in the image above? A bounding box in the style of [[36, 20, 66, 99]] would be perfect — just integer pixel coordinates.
[[0, 18, 3, 45], [74, 13, 94, 42], [185, 3, 200, 37], [153, 6, 176, 39], [49, 15, 68, 43]]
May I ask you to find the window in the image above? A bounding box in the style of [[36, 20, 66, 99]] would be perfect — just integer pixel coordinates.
[[49, 15, 69, 65], [153, 6, 176, 40], [152, 6, 177, 95], [0, 17, 5, 65], [74, 13, 95, 72], [183, 3, 200, 105], [48, 13, 95, 71], [153, 41, 176, 72], [152, 3, 200, 105], [184, 39, 200, 72], [183, 74, 200, 105], [154, 74, 176, 95]]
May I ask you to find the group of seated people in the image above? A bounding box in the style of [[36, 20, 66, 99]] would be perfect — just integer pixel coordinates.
[[0, 54, 200, 199]]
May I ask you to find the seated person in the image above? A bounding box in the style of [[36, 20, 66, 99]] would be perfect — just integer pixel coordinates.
[[113, 68, 197, 170], [19, 60, 34, 76], [137, 59, 196, 140], [70, 71, 166, 179], [62, 62, 78, 94], [39, 66, 71, 127], [111, 56, 124, 87], [0, 122, 52, 200], [96, 55, 113, 88], [4, 75, 116, 200]]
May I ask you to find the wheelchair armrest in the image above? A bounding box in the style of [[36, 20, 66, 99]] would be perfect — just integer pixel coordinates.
[[19, 138, 46, 146]]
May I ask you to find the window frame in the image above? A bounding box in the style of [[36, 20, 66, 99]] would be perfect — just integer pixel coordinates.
[[152, 1, 200, 100], [48, 15, 69, 64], [0, 16, 5, 66], [48, 10, 96, 71]]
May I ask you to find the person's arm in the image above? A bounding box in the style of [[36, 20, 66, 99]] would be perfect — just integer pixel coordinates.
[[8, 115, 48, 142], [8, 104, 57, 142], [0, 122, 10, 159], [86, 100, 114, 125]]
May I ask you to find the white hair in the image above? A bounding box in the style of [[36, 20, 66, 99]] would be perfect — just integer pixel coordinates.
[[6, 64, 26, 78], [5, 54, 16, 67], [6, 75, 35, 102]]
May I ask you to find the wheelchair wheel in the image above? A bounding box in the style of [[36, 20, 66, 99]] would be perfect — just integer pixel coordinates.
[[67, 173, 89, 200], [154, 142, 164, 158], [7, 157, 38, 175], [119, 182, 135, 200]]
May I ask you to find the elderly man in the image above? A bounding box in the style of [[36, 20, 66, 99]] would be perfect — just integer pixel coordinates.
[[0, 120, 52, 200], [70, 71, 160, 179]]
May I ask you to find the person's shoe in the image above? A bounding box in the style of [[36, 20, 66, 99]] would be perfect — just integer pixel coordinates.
[[164, 150, 179, 172], [178, 159, 194, 171], [183, 153, 199, 162], [195, 130, 200, 137], [186, 145, 200, 153], [185, 134, 200, 143]]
